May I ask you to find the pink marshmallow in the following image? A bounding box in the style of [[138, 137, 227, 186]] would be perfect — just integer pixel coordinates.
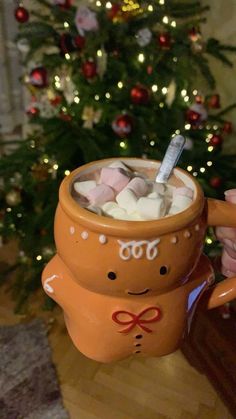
[[86, 184, 115, 206], [173, 187, 193, 199], [222, 248, 236, 274], [125, 177, 148, 198], [100, 167, 130, 193]]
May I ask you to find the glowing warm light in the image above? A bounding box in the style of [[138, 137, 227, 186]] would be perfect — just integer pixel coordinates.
[[97, 49, 102, 57], [213, 124, 218, 130], [65, 53, 71, 60], [150, 140, 155, 146], [96, 0, 102, 6], [171, 21, 176, 27], [53, 164, 59, 170], [184, 96, 189, 102], [159, 102, 164, 108], [117, 81, 123, 88], [151, 84, 158, 92], [74, 96, 80, 104], [105, 92, 111, 99], [181, 89, 187, 97], [173, 57, 178, 62], [138, 53, 145, 63], [193, 89, 198, 95], [55, 81, 61, 89], [54, 75, 60, 82], [208, 146, 214, 152], [187, 166, 193, 172], [162, 16, 169, 24], [148, 4, 153, 11], [162, 87, 168, 94], [64, 21, 69, 28], [95, 95, 100, 100], [200, 167, 205, 173], [119, 141, 127, 149], [159, 0, 165, 4], [106, 2, 112, 8], [175, 130, 180, 134], [185, 124, 191, 130], [6, 207, 12, 212], [207, 161, 213, 166], [65, 170, 70, 176], [206, 237, 213, 244], [62, 107, 67, 112], [43, 158, 49, 163], [193, 172, 198, 177], [36, 255, 42, 261]]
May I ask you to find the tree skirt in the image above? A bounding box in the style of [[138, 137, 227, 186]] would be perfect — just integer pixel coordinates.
[[0, 319, 69, 419]]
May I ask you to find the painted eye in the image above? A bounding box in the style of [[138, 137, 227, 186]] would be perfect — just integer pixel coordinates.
[[160, 266, 168, 275], [107, 271, 117, 280]]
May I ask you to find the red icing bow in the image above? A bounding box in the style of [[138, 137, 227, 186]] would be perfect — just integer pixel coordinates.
[[112, 306, 162, 333]]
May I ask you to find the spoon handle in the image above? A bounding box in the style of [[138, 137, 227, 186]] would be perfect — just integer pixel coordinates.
[[155, 135, 186, 183]]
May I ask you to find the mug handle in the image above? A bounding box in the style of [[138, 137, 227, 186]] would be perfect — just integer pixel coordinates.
[[205, 198, 236, 309]]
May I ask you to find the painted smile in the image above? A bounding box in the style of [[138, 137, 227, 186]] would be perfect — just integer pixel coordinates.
[[127, 288, 150, 296]]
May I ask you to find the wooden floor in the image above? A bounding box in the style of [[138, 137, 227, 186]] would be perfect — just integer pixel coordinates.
[[0, 285, 232, 419]]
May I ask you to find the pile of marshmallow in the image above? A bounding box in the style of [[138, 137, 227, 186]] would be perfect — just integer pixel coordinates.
[[73, 161, 194, 221]]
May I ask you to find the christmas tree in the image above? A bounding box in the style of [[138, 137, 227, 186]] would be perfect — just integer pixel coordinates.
[[1, 0, 236, 310]]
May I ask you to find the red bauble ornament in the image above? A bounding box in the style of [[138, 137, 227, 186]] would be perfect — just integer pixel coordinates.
[[54, 0, 71, 9], [59, 112, 72, 121], [208, 94, 221, 109], [222, 121, 233, 134], [158, 33, 171, 49], [27, 106, 39, 117], [147, 65, 153, 75], [74, 35, 86, 50], [112, 114, 133, 137], [30, 67, 48, 88], [107, 4, 121, 20], [130, 85, 150, 105], [59, 33, 76, 55], [210, 176, 222, 188], [82, 61, 97, 79], [186, 109, 201, 124], [14, 6, 29, 23], [209, 134, 223, 147], [50, 96, 62, 106]]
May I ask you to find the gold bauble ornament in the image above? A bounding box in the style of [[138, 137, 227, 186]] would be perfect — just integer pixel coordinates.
[[6, 190, 21, 206]]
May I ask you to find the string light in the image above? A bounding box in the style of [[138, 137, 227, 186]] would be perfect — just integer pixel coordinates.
[[151, 84, 158, 92], [36, 255, 42, 261], [185, 124, 191, 130], [162, 16, 169, 24], [181, 89, 187, 97], [96, 0, 102, 6], [193, 172, 198, 177], [187, 166, 193, 172], [184, 96, 189, 102], [95, 95, 100, 101], [17, 213, 22, 218], [53, 164, 59, 170], [62, 107, 67, 112], [55, 81, 61, 89], [117, 81, 123, 89], [74, 96, 80, 104], [159, 0, 165, 4], [148, 4, 153, 11], [200, 167, 205, 173], [150, 140, 155, 146], [173, 57, 178, 62], [138, 53, 145, 63], [105, 92, 111, 99], [207, 161, 213, 166], [119, 141, 127, 149], [6, 207, 12, 212], [43, 158, 49, 163], [208, 146, 214, 152], [159, 102, 164, 108], [65, 53, 71, 60], [65, 170, 70, 176], [97, 49, 102, 57], [171, 21, 176, 27], [213, 124, 218, 130], [206, 237, 213, 244], [105, 1, 112, 8], [193, 89, 198, 95], [162, 87, 168, 94], [54, 75, 60, 82], [64, 21, 69, 28], [175, 129, 180, 134]]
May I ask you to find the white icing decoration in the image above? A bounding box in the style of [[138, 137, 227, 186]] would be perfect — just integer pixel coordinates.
[[184, 230, 191, 238], [99, 234, 107, 244], [118, 238, 160, 261], [81, 231, 89, 240], [195, 224, 200, 231], [171, 236, 178, 244], [70, 226, 75, 235], [43, 275, 59, 294]]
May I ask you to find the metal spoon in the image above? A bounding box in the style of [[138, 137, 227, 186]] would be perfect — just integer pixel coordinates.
[[155, 135, 186, 184]]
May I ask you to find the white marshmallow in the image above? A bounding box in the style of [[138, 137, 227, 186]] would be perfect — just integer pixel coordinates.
[[152, 182, 166, 195], [116, 188, 138, 214], [169, 194, 192, 214], [74, 180, 97, 196], [109, 160, 130, 172], [110, 208, 128, 220], [101, 201, 120, 216], [137, 196, 165, 220], [147, 191, 161, 199]]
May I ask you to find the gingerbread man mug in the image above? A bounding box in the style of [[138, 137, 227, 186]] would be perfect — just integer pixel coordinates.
[[42, 158, 236, 363]]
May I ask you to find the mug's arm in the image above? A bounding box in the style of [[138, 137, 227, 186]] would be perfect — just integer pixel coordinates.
[[206, 276, 236, 309], [207, 198, 236, 227]]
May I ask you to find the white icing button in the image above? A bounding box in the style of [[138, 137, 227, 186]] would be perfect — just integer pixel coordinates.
[[195, 224, 200, 231], [70, 226, 75, 235], [81, 231, 89, 240], [99, 234, 107, 244], [170, 236, 178, 244], [184, 230, 191, 238]]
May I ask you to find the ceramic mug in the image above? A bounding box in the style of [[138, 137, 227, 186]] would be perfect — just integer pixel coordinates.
[[42, 158, 236, 363]]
